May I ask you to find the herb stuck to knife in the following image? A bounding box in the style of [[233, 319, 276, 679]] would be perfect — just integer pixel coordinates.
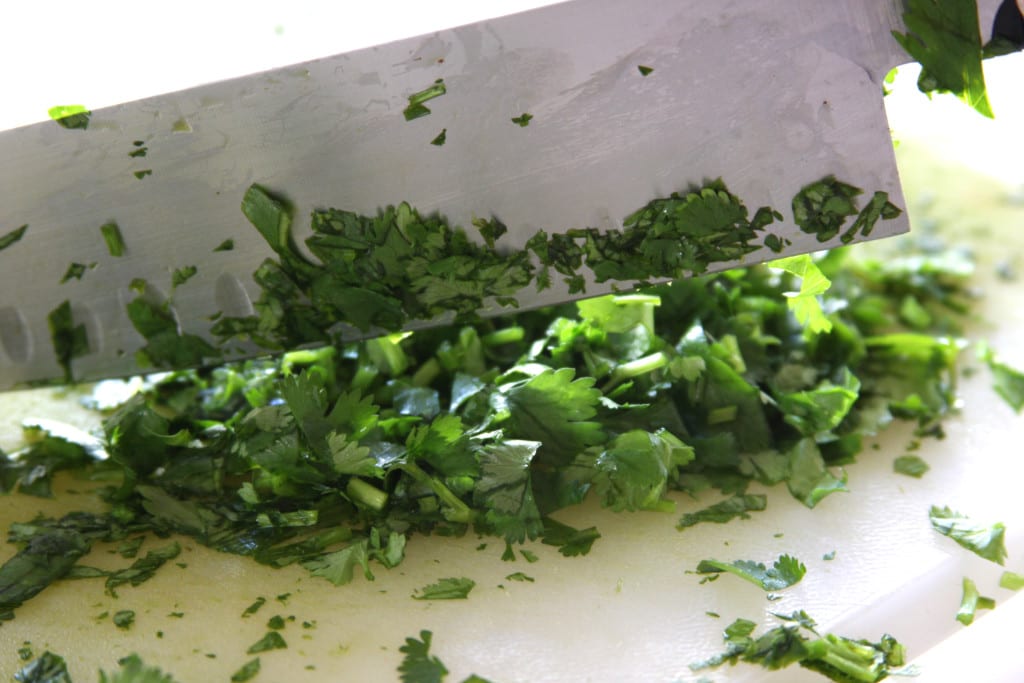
[[0, 224, 28, 252], [47, 105, 91, 130]]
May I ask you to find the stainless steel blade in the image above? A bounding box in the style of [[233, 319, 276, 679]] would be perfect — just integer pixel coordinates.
[[0, 0, 1004, 388]]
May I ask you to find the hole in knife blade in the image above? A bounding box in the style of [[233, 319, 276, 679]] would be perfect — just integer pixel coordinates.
[[0, 306, 32, 364]]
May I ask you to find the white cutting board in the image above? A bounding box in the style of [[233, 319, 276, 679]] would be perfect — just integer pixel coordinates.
[[2, 39, 1024, 683]]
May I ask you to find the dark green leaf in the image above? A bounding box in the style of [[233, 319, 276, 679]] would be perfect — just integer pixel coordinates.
[[678, 494, 767, 529], [412, 576, 476, 600], [13, 651, 71, 683], [247, 631, 287, 654], [398, 630, 448, 683]]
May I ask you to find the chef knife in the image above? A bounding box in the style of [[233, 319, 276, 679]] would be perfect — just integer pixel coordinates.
[[0, 0, 1016, 389]]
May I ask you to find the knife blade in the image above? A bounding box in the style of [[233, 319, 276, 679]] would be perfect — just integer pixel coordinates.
[[0, 0, 1009, 388]]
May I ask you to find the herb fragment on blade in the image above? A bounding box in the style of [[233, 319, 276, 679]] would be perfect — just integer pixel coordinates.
[[0, 224, 28, 252], [48, 105, 91, 129], [47, 300, 88, 383], [403, 79, 446, 121], [929, 505, 1007, 565], [792, 176, 901, 244], [694, 554, 806, 591], [100, 221, 126, 257], [510, 113, 533, 127]]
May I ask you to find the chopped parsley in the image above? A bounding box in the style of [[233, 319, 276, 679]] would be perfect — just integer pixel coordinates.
[[99, 654, 179, 683], [692, 611, 907, 681], [230, 659, 261, 682], [792, 176, 901, 244], [999, 571, 1024, 590], [242, 597, 266, 617], [0, 224, 28, 252], [48, 105, 91, 130], [978, 343, 1024, 412], [929, 505, 1007, 565], [213, 238, 235, 252], [399, 630, 447, 683], [505, 572, 534, 582], [403, 79, 446, 121], [112, 609, 135, 629], [695, 554, 806, 591], [412, 577, 476, 600], [430, 129, 447, 146], [47, 300, 89, 383], [134, 170, 153, 180], [100, 221, 126, 257], [510, 113, 533, 127], [247, 631, 287, 654], [60, 262, 95, 283], [637, 65, 654, 76], [678, 495, 768, 529], [956, 577, 995, 625], [893, 454, 929, 478], [13, 651, 71, 682]]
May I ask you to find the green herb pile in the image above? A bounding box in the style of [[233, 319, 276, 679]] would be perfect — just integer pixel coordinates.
[[0, 226, 973, 627]]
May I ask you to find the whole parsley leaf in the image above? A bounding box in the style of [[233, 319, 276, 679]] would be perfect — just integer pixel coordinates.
[[929, 505, 1007, 564], [412, 577, 476, 600], [695, 554, 807, 591], [893, 0, 993, 117]]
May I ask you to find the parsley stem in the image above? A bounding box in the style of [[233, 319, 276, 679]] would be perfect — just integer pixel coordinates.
[[602, 351, 669, 392], [346, 478, 388, 511], [482, 327, 525, 346], [401, 462, 474, 524]]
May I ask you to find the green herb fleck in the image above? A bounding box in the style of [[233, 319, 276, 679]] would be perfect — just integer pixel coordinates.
[[0, 224, 28, 252], [48, 105, 91, 129], [47, 300, 89, 383], [413, 577, 476, 600], [247, 631, 287, 654], [822, 550, 836, 561], [13, 651, 71, 682], [638, 65, 654, 76], [511, 113, 533, 127], [242, 597, 266, 617], [213, 238, 235, 252], [171, 265, 198, 289], [403, 79, 446, 121], [979, 343, 1024, 412], [231, 658, 261, 682], [999, 571, 1024, 590], [505, 572, 534, 582], [678, 494, 768, 529], [99, 653, 179, 683], [929, 505, 1007, 565], [100, 221, 126, 257], [105, 541, 181, 596], [60, 262, 95, 283], [113, 609, 135, 629], [134, 169, 153, 180], [267, 615, 286, 630], [893, 454, 929, 478], [430, 129, 447, 146]]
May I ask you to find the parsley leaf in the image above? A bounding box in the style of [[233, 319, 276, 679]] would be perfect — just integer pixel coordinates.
[[398, 630, 448, 683], [769, 255, 833, 334], [695, 554, 807, 591], [893, 0, 994, 117], [100, 221, 126, 257], [430, 129, 447, 146], [929, 505, 1007, 564], [540, 517, 601, 557], [678, 494, 768, 529], [412, 577, 476, 600], [300, 540, 373, 586]]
